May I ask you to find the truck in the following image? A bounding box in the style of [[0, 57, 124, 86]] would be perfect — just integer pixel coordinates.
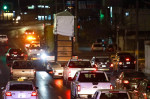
[[70, 70, 112, 99], [63, 59, 97, 87]]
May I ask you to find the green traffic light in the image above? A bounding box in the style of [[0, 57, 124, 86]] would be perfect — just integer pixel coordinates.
[[100, 10, 104, 21], [3, 5, 7, 10]]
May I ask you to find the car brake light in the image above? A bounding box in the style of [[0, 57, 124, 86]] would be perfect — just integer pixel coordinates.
[[68, 69, 71, 77], [143, 93, 147, 99], [110, 85, 113, 89], [31, 92, 37, 96], [119, 62, 123, 65], [6, 92, 12, 96], [134, 61, 136, 64], [21, 54, 24, 56], [126, 58, 130, 61], [77, 85, 81, 92], [123, 80, 129, 84], [110, 63, 113, 67]]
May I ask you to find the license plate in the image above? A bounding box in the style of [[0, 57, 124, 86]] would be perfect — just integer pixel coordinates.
[[102, 65, 106, 67], [17, 78, 24, 81], [18, 93, 26, 98], [14, 55, 17, 57], [59, 73, 62, 75], [126, 62, 130, 64]]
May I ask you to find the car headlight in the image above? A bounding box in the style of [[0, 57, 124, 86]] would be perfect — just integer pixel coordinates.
[[41, 53, 47, 60]]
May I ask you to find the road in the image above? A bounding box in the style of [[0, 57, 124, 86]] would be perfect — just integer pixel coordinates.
[[0, 23, 117, 99]]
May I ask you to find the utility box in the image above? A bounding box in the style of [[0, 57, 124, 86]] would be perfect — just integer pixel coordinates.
[[144, 41, 150, 74]]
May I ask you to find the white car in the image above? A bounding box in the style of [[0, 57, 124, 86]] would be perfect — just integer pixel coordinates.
[[92, 89, 131, 99], [27, 45, 45, 60], [46, 62, 63, 78], [71, 70, 112, 98], [2, 81, 38, 99], [63, 59, 97, 87], [10, 60, 36, 81], [91, 43, 105, 51]]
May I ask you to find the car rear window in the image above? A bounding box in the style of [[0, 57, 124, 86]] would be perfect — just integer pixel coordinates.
[[94, 44, 102, 47], [68, 61, 92, 68], [13, 61, 33, 69], [124, 72, 146, 78], [100, 93, 129, 99], [9, 84, 33, 90], [9, 49, 22, 54], [78, 73, 108, 82], [95, 58, 110, 62]]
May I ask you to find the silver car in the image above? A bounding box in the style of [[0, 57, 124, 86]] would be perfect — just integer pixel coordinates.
[[92, 89, 131, 99], [46, 62, 63, 78], [2, 81, 38, 99], [10, 60, 36, 81]]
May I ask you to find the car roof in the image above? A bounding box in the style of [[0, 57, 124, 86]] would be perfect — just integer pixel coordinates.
[[13, 60, 32, 62], [79, 70, 104, 73], [97, 89, 128, 93], [70, 59, 90, 61], [92, 56, 110, 58], [8, 81, 33, 85]]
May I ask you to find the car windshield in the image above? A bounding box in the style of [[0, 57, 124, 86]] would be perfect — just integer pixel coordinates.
[[68, 61, 92, 68], [78, 73, 108, 82], [12, 61, 33, 69], [100, 93, 129, 99], [95, 58, 110, 62], [124, 72, 146, 78], [9, 84, 33, 90], [94, 44, 102, 47]]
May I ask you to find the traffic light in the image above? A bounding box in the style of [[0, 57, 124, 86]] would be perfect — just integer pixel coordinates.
[[3, 5, 7, 10], [100, 10, 104, 21]]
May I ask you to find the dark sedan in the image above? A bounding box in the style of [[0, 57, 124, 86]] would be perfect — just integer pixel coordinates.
[[132, 79, 150, 99], [6, 48, 24, 61], [115, 70, 147, 90]]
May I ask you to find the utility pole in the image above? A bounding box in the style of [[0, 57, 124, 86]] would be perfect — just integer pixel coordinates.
[[74, 0, 78, 53], [136, 0, 139, 71]]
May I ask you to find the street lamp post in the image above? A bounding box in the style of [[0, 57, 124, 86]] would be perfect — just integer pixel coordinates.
[[116, 26, 119, 52]]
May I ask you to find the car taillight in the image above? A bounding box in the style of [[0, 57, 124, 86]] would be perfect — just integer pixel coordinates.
[[134, 61, 136, 64], [110, 85, 113, 89], [126, 58, 130, 61], [31, 92, 37, 96], [21, 54, 24, 56], [77, 85, 81, 92], [110, 63, 113, 67], [119, 62, 123, 65], [123, 80, 129, 84], [143, 93, 147, 99], [6, 92, 12, 96], [68, 69, 71, 77]]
